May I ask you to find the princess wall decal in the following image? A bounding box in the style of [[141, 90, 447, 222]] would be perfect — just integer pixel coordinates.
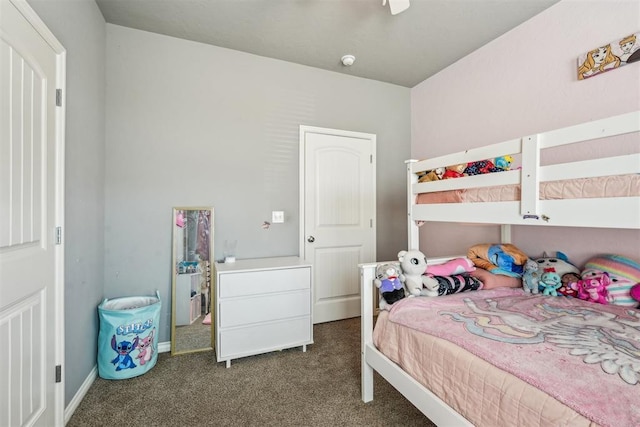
[[578, 32, 640, 80]]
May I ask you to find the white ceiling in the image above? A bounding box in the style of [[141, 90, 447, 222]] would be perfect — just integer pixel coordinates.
[[95, 0, 560, 88]]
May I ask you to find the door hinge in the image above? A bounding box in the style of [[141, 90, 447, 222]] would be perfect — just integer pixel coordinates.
[[370, 219, 373, 228], [370, 154, 373, 164], [55, 365, 62, 383], [56, 89, 62, 107], [55, 226, 62, 245]]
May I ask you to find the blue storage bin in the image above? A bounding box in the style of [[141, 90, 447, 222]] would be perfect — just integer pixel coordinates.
[[97, 291, 161, 380]]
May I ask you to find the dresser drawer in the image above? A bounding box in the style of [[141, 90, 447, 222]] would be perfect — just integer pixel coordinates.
[[219, 290, 310, 328], [219, 267, 310, 298], [219, 317, 311, 359]]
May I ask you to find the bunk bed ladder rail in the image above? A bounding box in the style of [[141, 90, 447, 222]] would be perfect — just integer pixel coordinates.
[[520, 134, 541, 219], [406, 159, 420, 249]]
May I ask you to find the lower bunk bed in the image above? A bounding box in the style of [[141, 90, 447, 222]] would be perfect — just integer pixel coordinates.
[[361, 263, 640, 426], [360, 111, 640, 427]]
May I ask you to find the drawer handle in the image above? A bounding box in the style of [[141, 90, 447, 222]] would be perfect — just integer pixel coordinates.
[[307, 235, 315, 243]]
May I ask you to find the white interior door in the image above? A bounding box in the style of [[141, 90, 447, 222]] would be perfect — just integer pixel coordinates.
[[300, 126, 376, 324], [0, 0, 65, 425]]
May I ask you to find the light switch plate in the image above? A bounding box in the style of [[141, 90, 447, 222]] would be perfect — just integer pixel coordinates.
[[272, 211, 284, 223]]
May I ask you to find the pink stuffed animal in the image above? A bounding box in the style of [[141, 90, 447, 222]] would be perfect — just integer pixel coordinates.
[[571, 273, 610, 305], [426, 257, 475, 277], [631, 284, 640, 307], [582, 254, 640, 307], [136, 328, 155, 366]]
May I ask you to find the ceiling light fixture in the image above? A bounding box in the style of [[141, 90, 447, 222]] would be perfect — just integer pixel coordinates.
[[341, 54, 356, 66], [382, 0, 410, 15]]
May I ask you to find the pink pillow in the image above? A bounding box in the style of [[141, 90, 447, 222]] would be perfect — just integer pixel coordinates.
[[470, 268, 521, 289]]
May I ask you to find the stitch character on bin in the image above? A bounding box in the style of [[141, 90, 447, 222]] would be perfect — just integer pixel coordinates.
[[111, 335, 139, 371], [136, 328, 155, 366]]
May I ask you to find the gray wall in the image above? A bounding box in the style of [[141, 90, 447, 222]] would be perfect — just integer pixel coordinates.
[[105, 25, 411, 343], [23, 1, 408, 406], [27, 0, 106, 406]]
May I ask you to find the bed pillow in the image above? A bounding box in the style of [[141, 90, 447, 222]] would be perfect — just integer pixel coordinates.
[[470, 268, 522, 289], [582, 254, 640, 306]]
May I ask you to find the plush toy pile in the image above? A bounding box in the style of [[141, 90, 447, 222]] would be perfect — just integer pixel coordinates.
[[375, 244, 640, 311], [523, 251, 580, 296], [416, 156, 513, 183], [579, 254, 640, 306], [375, 249, 481, 309]]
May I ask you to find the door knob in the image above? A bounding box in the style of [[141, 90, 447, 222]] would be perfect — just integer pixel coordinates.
[[307, 236, 315, 243]]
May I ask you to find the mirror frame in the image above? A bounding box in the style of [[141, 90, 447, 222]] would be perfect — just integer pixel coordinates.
[[170, 206, 215, 355]]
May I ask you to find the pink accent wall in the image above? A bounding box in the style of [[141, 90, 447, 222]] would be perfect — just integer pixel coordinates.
[[410, 0, 640, 267]]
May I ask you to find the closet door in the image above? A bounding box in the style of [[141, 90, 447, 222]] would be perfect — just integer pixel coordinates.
[[300, 126, 376, 323]]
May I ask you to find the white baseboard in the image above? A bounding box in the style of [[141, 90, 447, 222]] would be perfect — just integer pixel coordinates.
[[64, 365, 97, 425], [63, 341, 171, 424], [158, 340, 171, 353]]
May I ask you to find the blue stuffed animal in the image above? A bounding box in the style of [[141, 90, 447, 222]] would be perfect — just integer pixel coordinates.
[[540, 272, 562, 296], [522, 259, 540, 294]]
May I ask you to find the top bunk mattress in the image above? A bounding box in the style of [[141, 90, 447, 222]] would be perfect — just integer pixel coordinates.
[[416, 173, 640, 204]]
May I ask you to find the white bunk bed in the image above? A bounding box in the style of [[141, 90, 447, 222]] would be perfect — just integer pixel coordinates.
[[360, 111, 640, 426]]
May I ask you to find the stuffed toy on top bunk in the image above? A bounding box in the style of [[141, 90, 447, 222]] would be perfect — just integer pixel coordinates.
[[415, 155, 513, 183]]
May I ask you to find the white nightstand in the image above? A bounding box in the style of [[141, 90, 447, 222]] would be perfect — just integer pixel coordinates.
[[214, 256, 313, 367]]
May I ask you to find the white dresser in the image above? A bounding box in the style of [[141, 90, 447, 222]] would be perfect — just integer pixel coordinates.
[[214, 256, 313, 367]]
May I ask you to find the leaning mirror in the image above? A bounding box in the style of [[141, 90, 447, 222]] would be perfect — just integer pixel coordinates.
[[171, 207, 214, 355]]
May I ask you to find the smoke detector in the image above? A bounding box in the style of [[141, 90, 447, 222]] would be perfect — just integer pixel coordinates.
[[341, 55, 356, 66]]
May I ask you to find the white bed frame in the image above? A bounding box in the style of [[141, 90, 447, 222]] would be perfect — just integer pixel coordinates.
[[360, 111, 640, 426]]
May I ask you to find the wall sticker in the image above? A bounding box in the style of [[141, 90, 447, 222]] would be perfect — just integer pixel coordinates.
[[577, 32, 640, 80]]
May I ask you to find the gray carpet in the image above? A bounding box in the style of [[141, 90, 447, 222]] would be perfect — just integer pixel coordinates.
[[69, 317, 435, 426], [174, 314, 213, 353]]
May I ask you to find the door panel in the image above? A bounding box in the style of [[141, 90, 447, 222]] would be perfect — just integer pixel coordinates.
[[301, 128, 376, 323], [312, 246, 362, 322], [0, 1, 63, 425]]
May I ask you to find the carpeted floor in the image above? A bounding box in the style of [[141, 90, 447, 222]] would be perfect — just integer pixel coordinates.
[[68, 317, 435, 426], [174, 314, 213, 353]]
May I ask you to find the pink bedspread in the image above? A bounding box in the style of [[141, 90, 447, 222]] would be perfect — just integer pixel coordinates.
[[388, 288, 640, 427]]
